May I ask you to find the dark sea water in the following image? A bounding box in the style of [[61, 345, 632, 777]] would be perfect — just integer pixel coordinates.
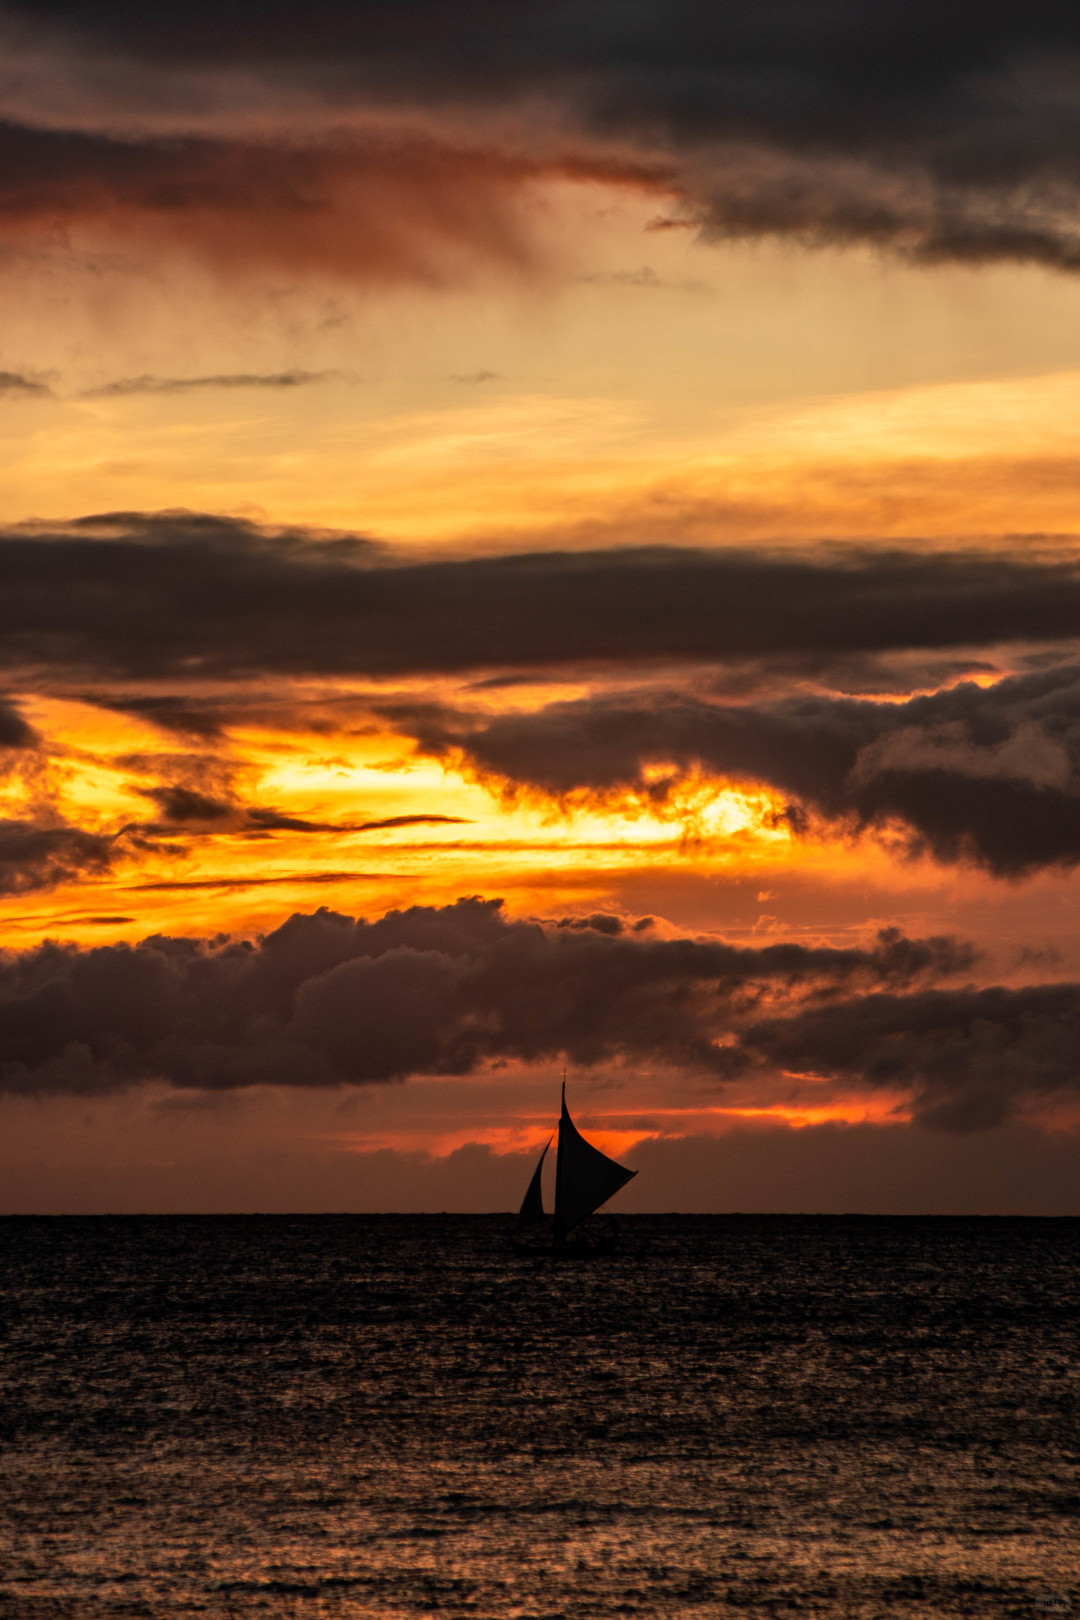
[[1, 1215, 1078, 1619]]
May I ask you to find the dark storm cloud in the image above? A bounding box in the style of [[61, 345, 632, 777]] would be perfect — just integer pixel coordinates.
[[401, 664, 1080, 875], [10, 2, 1080, 270], [0, 896, 971, 1096], [733, 983, 1080, 1132], [9, 513, 1080, 680]]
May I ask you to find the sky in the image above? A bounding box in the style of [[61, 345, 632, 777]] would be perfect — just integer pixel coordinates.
[[5, 0, 1080, 1212]]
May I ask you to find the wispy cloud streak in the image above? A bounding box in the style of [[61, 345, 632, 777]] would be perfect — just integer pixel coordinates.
[[83, 371, 352, 397]]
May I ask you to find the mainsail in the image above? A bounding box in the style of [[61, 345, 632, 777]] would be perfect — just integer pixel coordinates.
[[514, 1134, 551, 1232], [553, 1082, 637, 1241]]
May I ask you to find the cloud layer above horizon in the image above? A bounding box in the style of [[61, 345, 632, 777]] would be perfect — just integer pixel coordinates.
[[8, 0, 1080, 279], [2, 513, 1080, 890], [1, 892, 1078, 1144]]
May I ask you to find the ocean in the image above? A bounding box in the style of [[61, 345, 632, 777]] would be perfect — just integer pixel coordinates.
[[1, 1215, 1077, 1618]]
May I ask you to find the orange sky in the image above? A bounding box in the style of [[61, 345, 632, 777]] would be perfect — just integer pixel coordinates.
[[4, 13, 1080, 1210]]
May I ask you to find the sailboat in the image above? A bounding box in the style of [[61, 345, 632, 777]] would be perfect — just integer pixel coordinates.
[[513, 1081, 637, 1252]]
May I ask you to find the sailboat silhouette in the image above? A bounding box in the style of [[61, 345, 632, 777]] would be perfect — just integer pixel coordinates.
[[513, 1080, 637, 1252]]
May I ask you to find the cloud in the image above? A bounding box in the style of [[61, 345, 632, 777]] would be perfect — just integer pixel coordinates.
[[90, 695, 226, 739], [83, 371, 352, 397], [8, 511, 1080, 881], [242, 808, 341, 833], [401, 664, 1080, 874], [704, 652, 1004, 702], [0, 699, 37, 749], [0, 818, 118, 894], [576, 267, 709, 292], [0, 118, 662, 284], [9, 3, 1080, 273], [0, 896, 971, 1097], [0, 707, 130, 893], [129, 779, 469, 837], [733, 983, 1080, 1132], [9, 513, 1080, 682], [9, 511, 1080, 879], [139, 784, 235, 824], [0, 371, 52, 397], [357, 815, 472, 830], [126, 871, 390, 893]]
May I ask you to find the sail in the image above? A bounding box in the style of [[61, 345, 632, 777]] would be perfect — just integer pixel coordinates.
[[514, 1135, 551, 1232], [554, 1084, 636, 1240]]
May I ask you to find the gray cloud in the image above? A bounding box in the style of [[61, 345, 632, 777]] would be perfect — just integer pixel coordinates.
[[0, 896, 971, 1097], [7, 513, 1080, 682], [9, 2, 1080, 272], [733, 983, 1080, 1132]]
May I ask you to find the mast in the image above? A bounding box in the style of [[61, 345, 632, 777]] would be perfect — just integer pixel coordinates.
[[553, 1080, 637, 1243]]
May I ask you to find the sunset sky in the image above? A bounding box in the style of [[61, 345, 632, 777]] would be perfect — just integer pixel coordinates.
[[5, 0, 1080, 1212]]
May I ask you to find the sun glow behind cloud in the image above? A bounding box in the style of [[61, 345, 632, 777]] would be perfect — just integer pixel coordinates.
[[0, 685, 812, 943], [319, 1070, 914, 1163], [7, 0, 1080, 1210]]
